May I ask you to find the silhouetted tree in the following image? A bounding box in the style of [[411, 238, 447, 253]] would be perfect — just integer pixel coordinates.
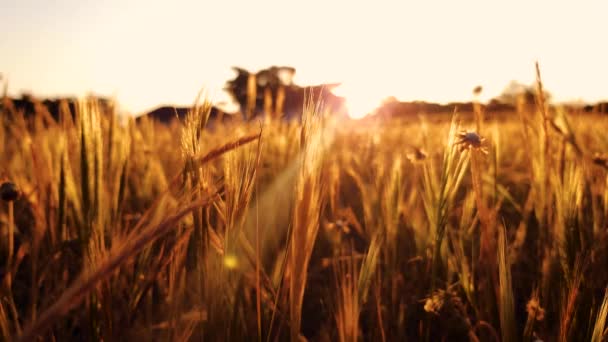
[[224, 66, 345, 120], [495, 80, 551, 107], [225, 66, 294, 118]]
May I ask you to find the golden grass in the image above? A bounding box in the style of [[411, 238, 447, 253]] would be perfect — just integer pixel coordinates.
[[1, 68, 608, 340]]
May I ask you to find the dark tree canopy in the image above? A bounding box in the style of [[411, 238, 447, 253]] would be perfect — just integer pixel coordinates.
[[495, 80, 551, 106], [224, 66, 345, 120]]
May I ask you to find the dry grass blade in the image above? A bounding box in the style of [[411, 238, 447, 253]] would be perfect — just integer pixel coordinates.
[[498, 223, 515, 342], [193, 132, 261, 166], [333, 255, 360, 342], [422, 114, 469, 289], [0, 303, 10, 341], [559, 258, 584, 342], [591, 288, 608, 342], [17, 197, 216, 342], [357, 231, 382, 306], [289, 92, 325, 341]]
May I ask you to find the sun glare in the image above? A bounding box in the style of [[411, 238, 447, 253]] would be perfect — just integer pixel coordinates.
[[332, 83, 385, 120]]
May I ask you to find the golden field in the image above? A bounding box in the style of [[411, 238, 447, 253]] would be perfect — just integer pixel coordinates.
[[1, 86, 608, 341]]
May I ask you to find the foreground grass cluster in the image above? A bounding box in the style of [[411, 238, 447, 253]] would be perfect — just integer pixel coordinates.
[[1, 85, 608, 341]]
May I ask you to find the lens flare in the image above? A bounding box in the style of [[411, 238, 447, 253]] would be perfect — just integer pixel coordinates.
[[332, 83, 384, 120], [224, 254, 239, 269]]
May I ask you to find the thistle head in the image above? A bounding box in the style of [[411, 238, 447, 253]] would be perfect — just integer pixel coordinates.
[[455, 131, 488, 154], [0, 181, 19, 202]]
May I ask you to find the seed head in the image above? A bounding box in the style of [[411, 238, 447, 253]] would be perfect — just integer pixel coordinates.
[[526, 298, 545, 321], [473, 86, 483, 96], [406, 147, 428, 163], [455, 131, 488, 154], [422, 288, 465, 317], [0, 182, 19, 202], [423, 293, 444, 315]]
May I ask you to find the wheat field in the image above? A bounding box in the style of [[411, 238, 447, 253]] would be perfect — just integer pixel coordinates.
[[1, 74, 608, 341]]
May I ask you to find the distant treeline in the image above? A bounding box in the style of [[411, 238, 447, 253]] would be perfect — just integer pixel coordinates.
[[2, 67, 608, 124], [374, 99, 608, 119], [1, 95, 114, 123], [374, 99, 516, 118]]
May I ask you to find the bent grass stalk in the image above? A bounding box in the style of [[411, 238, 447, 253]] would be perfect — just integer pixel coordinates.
[[18, 198, 217, 342]]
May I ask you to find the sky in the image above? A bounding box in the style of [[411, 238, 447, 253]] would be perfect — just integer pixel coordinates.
[[1, 0, 607, 116]]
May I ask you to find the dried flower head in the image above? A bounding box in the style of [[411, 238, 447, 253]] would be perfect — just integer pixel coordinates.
[[422, 288, 468, 319], [455, 131, 488, 154], [324, 208, 364, 238], [526, 298, 545, 321], [473, 86, 483, 96], [406, 147, 428, 163], [423, 293, 444, 315], [325, 219, 351, 235], [0, 181, 19, 202]]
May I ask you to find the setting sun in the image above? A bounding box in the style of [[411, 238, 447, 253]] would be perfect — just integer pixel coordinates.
[[331, 83, 385, 119]]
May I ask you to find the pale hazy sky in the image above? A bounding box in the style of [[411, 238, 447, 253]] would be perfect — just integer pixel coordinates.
[[1, 0, 607, 115]]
